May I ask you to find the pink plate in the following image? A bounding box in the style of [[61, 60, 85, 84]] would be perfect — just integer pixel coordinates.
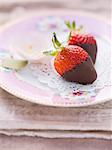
[[0, 10, 112, 107]]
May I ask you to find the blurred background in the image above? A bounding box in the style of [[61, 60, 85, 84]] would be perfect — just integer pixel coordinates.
[[0, 0, 111, 25]]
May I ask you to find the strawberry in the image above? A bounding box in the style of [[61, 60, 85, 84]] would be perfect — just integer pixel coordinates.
[[54, 45, 88, 76], [44, 33, 97, 84], [65, 21, 97, 64]]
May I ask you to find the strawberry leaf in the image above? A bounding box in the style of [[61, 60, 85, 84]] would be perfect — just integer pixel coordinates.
[[43, 50, 58, 56], [65, 20, 83, 33], [53, 32, 61, 48], [68, 31, 71, 40], [52, 38, 58, 49], [65, 21, 71, 29], [72, 21, 76, 29]]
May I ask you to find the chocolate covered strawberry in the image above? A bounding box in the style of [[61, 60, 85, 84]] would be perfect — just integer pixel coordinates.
[[44, 33, 97, 84], [65, 21, 97, 64]]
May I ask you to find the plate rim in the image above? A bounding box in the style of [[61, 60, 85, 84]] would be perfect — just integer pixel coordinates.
[[0, 79, 112, 107], [0, 9, 111, 33], [0, 9, 112, 107]]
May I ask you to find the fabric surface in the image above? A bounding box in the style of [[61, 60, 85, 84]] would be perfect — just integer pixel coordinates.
[[0, 88, 112, 139], [0, 0, 111, 25], [0, 135, 111, 150]]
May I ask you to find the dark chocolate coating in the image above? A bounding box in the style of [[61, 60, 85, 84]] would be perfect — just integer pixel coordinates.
[[62, 57, 97, 84], [78, 44, 97, 64]]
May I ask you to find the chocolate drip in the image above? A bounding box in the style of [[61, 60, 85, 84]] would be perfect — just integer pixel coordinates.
[[62, 57, 97, 84], [78, 43, 97, 64]]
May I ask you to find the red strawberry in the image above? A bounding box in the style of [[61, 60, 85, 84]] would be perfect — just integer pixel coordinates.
[[44, 33, 97, 84], [65, 21, 97, 64], [54, 45, 88, 76]]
